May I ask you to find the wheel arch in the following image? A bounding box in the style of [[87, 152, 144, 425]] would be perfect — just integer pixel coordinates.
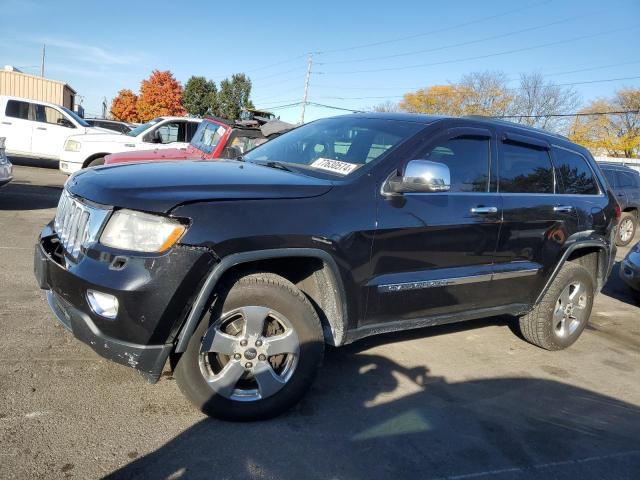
[[174, 248, 349, 353], [534, 240, 611, 306], [82, 152, 110, 168]]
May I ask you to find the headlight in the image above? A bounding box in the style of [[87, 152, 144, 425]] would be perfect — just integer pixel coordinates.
[[100, 209, 186, 253], [64, 140, 81, 152]]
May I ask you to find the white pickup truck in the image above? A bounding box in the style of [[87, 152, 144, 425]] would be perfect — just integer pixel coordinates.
[[0, 95, 109, 163], [59, 116, 202, 174]]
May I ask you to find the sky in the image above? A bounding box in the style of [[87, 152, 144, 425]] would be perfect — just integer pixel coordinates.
[[1, 0, 639, 124]]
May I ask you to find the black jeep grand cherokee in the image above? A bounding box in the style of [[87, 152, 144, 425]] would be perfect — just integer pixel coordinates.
[[35, 114, 618, 420]]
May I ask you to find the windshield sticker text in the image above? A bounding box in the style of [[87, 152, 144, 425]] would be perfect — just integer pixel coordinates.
[[310, 158, 361, 175]]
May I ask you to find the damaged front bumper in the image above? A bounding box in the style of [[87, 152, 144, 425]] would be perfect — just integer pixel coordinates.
[[45, 289, 171, 381], [34, 223, 215, 382]]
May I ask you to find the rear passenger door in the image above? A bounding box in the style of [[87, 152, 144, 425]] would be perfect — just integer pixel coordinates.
[[493, 132, 581, 307], [1, 99, 33, 155]]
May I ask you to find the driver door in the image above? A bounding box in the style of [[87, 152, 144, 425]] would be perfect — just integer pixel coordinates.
[[31, 104, 76, 160], [364, 125, 501, 326]]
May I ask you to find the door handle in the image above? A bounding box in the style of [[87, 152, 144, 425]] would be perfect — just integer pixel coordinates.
[[553, 205, 574, 213], [36, 127, 47, 130], [470, 206, 498, 214], [1, 121, 11, 125]]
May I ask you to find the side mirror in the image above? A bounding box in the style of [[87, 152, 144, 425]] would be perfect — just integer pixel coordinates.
[[57, 117, 75, 128], [385, 160, 451, 195]]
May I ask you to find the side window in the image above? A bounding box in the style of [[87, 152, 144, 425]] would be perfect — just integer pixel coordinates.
[[422, 136, 490, 192], [618, 171, 636, 189], [5, 100, 30, 120], [603, 169, 618, 188], [553, 148, 599, 195], [499, 141, 554, 194], [34, 105, 67, 126], [157, 122, 180, 143]]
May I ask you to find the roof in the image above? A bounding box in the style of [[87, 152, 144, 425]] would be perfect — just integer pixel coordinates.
[[349, 112, 571, 142], [0, 69, 76, 94], [597, 162, 640, 173]]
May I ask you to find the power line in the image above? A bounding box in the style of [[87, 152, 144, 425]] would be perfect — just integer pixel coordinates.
[[302, 60, 640, 91], [318, 14, 588, 65], [493, 110, 639, 119], [312, 0, 551, 55], [310, 76, 640, 102], [320, 26, 637, 75]]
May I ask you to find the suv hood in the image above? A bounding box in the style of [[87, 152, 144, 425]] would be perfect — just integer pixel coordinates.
[[66, 160, 334, 213], [105, 147, 194, 165]]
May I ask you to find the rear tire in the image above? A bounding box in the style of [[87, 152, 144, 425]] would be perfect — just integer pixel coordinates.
[[175, 272, 324, 421], [87, 157, 105, 168], [616, 212, 637, 247], [518, 262, 594, 350]]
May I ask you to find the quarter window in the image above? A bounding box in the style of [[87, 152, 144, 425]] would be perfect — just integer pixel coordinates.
[[5, 100, 30, 119], [499, 142, 554, 194], [553, 148, 599, 195], [422, 136, 490, 192]]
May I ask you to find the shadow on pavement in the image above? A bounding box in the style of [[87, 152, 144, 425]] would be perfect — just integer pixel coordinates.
[[0, 181, 62, 210], [8, 156, 59, 169], [600, 261, 639, 307], [105, 350, 640, 480]]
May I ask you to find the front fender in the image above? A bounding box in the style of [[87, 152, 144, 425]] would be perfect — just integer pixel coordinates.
[[173, 248, 349, 352]]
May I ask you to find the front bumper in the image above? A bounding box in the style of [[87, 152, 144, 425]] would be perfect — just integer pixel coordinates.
[[59, 151, 86, 175], [34, 224, 215, 382], [0, 161, 12, 187]]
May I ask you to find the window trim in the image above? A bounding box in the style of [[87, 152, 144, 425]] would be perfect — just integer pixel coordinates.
[[394, 125, 494, 194], [551, 144, 605, 197]]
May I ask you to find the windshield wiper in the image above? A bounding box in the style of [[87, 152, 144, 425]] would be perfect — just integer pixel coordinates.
[[254, 160, 293, 172]]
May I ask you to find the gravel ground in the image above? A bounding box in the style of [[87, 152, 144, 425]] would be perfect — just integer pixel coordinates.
[[1, 163, 639, 480]]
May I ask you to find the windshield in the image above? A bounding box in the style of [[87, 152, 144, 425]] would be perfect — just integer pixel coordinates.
[[243, 116, 425, 176], [126, 117, 163, 137], [190, 120, 228, 153], [61, 107, 90, 127]]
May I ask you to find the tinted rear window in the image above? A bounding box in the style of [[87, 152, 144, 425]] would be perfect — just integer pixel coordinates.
[[553, 148, 599, 195], [6, 100, 30, 120], [499, 141, 554, 193]]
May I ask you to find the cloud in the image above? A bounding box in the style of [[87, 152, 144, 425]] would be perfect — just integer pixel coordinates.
[[35, 37, 142, 65]]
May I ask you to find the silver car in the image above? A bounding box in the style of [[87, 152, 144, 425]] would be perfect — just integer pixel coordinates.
[[620, 241, 640, 301], [0, 137, 13, 187]]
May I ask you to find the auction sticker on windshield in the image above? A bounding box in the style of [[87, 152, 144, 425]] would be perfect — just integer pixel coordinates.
[[310, 158, 361, 175]]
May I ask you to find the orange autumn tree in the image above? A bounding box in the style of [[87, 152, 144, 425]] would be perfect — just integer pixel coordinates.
[[110, 89, 139, 123], [136, 70, 186, 122]]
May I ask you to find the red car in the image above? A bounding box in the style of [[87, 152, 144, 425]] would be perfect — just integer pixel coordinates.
[[105, 117, 292, 165]]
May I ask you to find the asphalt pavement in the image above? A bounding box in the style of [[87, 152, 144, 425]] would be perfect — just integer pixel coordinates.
[[1, 162, 639, 479]]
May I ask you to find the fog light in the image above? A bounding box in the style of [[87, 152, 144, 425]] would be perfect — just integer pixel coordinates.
[[86, 290, 118, 319]]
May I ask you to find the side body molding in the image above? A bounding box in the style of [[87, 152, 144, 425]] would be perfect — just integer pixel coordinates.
[[174, 248, 349, 352]]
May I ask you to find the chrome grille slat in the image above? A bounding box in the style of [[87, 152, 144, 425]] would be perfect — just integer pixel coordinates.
[[53, 190, 111, 260]]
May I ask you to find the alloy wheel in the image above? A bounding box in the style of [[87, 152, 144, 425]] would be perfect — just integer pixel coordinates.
[[198, 306, 300, 402], [553, 281, 588, 338], [619, 218, 634, 243]]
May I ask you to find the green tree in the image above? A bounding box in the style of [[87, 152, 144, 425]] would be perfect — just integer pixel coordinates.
[[217, 73, 254, 120], [183, 76, 217, 117]]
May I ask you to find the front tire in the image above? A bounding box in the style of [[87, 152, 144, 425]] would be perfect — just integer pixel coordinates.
[[518, 262, 594, 350], [175, 272, 324, 421], [616, 212, 637, 247]]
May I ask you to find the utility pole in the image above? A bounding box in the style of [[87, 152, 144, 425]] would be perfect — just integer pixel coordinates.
[[40, 44, 45, 77], [299, 53, 313, 124]]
